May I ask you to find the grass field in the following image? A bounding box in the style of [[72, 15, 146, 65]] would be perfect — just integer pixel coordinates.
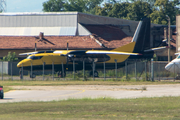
[[1, 97, 180, 120], [1, 80, 180, 119]]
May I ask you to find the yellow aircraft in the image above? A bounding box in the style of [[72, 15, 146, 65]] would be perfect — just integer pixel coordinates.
[[17, 18, 166, 78]]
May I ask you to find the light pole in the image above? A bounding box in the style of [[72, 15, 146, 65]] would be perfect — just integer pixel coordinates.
[[166, 15, 171, 62]]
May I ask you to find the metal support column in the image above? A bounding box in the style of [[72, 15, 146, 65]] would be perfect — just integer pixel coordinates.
[[151, 58, 154, 81], [135, 60, 137, 81], [73, 60, 75, 80], [31, 62, 33, 80], [83, 60, 85, 81], [62, 62, 64, 78], [43, 62, 45, 81], [93, 61, 95, 81], [125, 60, 128, 80], [2, 61, 3, 80], [21, 63, 23, 80], [104, 61, 106, 81], [52, 62, 54, 81], [11, 62, 13, 81], [174, 62, 175, 81], [115, 59, 117, 81], [145, 61, 147, 81]]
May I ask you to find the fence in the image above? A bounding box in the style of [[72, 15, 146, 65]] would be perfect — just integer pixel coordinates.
[[0, 59, 176, 81]]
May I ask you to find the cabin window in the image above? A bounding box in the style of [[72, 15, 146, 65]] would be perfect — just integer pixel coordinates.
[[26, 56, 43, 60]]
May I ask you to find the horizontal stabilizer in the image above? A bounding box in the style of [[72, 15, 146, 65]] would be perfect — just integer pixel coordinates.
[[144, 46, 168, 52]]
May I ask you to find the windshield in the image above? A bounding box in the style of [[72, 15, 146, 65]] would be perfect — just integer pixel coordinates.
[[26, 56, 43, 60], [177, 55, 180, 59]]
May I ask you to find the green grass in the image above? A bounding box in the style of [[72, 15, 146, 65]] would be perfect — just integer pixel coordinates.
[[1, 80, 180, 86], [1, 97, 180, 120]]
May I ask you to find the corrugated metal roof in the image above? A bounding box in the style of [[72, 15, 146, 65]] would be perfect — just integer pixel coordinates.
[[0, 12, 78, 16], [0, 12, 78, 27], [0, 27, 77, 36]]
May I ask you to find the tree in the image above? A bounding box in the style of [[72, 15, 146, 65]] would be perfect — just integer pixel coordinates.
[[107, 2, 130, 19], [150, 0, 180, 25], [126, 1, 152, 21], [95, 1, 152, 21], [95, 3, 113, 16], [42, 0, 65, 12], [42, 0, 103, 14], [63, 0, 87, 12], [2, 52, 18, 61], [42, 0, 179, 25]]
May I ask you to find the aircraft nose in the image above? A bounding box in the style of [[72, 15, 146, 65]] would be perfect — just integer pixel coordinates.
[[165, 62, 180, 73], [17, 61, 22, 68]]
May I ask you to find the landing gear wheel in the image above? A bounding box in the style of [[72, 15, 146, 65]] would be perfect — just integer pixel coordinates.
[[30, 74, 36, 78], [61, 71, 66, 78], [89, 71, 98, 77], [57, 72, 61, 77], [94, 71, 98, 77]]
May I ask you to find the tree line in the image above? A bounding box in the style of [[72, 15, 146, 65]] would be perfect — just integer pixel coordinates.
[[42, 0, 180, 25]]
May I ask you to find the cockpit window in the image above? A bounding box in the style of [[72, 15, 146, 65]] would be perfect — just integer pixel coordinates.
[[177, 55, 180, 59], [26, 56, 43, 60]]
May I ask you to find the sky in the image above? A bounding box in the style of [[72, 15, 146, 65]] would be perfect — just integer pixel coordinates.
[[5, 0, 121, 13], [6, 0, 47, 12]]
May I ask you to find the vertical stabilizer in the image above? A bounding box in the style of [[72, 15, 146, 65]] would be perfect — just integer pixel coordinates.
[[132, 18, 150, 53]]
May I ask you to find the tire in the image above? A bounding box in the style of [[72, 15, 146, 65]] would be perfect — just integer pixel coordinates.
[[61, 71, 66, 78], [90, 71, 98, 77], [30, 74, 36, 78], [94, 71, 98, 77]]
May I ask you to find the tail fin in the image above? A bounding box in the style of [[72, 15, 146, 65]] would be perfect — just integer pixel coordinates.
[[112, 18, 150, 53], [132, 17, 150, 53]]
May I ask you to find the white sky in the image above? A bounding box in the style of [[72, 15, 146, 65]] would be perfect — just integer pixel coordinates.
[[5, 0, 122, 13], [6, 0, 47, 12]]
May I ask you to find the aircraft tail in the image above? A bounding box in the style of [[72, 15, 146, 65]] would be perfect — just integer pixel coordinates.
[[131, 17, 150, 53], [113, 18, 150, 53]]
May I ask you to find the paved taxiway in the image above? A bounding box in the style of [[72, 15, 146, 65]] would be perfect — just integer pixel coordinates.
[[1, 84, 180, 103]]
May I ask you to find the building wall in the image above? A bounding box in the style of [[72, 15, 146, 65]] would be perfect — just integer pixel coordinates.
[[177, 15, 180, 53]]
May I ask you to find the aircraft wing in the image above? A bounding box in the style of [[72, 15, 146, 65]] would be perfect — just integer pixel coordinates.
[[19, 51, 38, 55], [86, 50, 141, 55], [19, 50, 62, 56]]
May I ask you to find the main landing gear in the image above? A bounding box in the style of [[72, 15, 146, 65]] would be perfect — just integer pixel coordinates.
[[30, 73, 36, 78], [57, 71, 66, 78], [89, 70, 98, 77], [89, 62, 98, 77]]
